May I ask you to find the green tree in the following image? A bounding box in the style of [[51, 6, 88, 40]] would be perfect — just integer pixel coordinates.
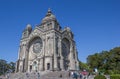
[[0, 59, 8, 75], [0, 59, 15, 76], [79, 61, 89, 71], [8, 62, 15, 73], [87, 47, 120, 74]]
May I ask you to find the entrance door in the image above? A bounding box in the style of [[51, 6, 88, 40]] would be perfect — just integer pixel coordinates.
[[47, 63, 50, 70], [30, 65, 32, 72], [33, 61, 37, 72]]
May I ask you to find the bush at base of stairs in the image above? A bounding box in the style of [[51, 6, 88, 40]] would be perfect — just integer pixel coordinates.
[[94, 75, 106, 79], [110, 74, 120, 79]]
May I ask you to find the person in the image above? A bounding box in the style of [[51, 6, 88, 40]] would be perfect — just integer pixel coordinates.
[[79, 73, 82, 79], [74, 72, 78, 79], [87, 72, 90, 78], [6, 73, 10, 79], [68, 71, 71, 77], [71, 71, 74, 78], [37, 72, 40, 79], [26, 73, 29, 78], [81, 70, 87, 79]]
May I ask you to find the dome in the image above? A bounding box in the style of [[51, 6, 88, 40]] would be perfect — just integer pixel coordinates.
[[64, 27, 71, 32], [41, 9, 56, 24], [26, 24, 32, 31]]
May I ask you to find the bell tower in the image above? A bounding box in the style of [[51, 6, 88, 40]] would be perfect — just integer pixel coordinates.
[[40, 9, 61, 31]]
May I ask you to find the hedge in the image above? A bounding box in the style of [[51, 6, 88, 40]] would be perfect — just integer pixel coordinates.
[[94, 75, 106, 79], [110, 74, 120, 79]]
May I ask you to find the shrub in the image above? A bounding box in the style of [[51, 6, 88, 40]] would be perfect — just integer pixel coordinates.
[[94, 75, 106, 79], [110, 74, 120, 79], [104, 70, 120, 75], [113, 70, 120, 74], [105, 70, 114, 75]]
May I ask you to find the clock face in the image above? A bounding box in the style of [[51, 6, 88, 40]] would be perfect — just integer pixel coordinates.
[[32, 38, 43, 54]]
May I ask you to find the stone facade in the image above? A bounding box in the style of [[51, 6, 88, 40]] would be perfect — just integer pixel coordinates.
[[16, 9, 79, 72]]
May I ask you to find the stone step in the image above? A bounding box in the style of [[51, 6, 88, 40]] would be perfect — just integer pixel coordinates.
[[0, 71, 102, 79]]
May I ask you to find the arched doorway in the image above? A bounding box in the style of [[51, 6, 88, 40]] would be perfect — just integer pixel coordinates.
[[33, 61, 38, 72]]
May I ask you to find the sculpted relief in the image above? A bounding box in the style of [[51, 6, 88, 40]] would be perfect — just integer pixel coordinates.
[[32, 38, 43, 54], [33, 41, 42, 54]]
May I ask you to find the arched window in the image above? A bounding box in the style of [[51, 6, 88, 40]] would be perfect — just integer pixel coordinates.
[[62, 38, 70, 58], [62, 38, 70, 70]]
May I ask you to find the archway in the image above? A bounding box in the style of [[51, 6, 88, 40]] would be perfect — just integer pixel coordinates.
[[33, 61, 38, 72]]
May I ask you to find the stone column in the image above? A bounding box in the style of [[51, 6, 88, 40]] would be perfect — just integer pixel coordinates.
[[24, 44, 29, 72], [43, 38, 46, 71], [19, 61, 23, 72], [16, 45, 21, 72], [59, 39, 65, 70], [60, 57, 65, 71], [50, 57, 53, 70], [38, 59, 40, 71], [15, 60, 20, 72], [69, 42, 75, 70], [74, 46, 79, 70], [40, 58, 44, 71], [53, 36, 59, 70], [20, 44, 26, 72]]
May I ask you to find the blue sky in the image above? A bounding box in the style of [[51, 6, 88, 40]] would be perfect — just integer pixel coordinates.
[[0, 0, 120, 63]]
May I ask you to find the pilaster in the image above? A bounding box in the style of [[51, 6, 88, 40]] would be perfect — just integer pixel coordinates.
[[40, 58, 44, 71], [50, 57, 53, 70], [24, 44, 29, 72], [69, 42, 75, 70], [59, 39, 65, 70], [53, 35, 59, 70], [43, 38, 46, 70]]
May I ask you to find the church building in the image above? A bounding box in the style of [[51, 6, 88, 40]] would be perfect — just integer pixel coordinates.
[[16, 9, 79, 72]]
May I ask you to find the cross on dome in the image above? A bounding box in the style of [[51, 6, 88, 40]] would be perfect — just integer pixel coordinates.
[[41, 8, 56, 24]]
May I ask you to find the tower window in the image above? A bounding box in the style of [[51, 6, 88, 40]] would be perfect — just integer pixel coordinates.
[[47, 22, 52, 26]]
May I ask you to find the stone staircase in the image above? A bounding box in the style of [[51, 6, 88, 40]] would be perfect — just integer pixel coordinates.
[[2, 71, 110, 79], [0, 71, 73, 79]]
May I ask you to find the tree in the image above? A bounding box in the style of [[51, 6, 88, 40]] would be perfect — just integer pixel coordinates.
[[87, 47, 120, 74], [0, 59, 8, 75], [79, 61, 89, 71], [8, 62, 15, 73], [0, 59, 15, 76]]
